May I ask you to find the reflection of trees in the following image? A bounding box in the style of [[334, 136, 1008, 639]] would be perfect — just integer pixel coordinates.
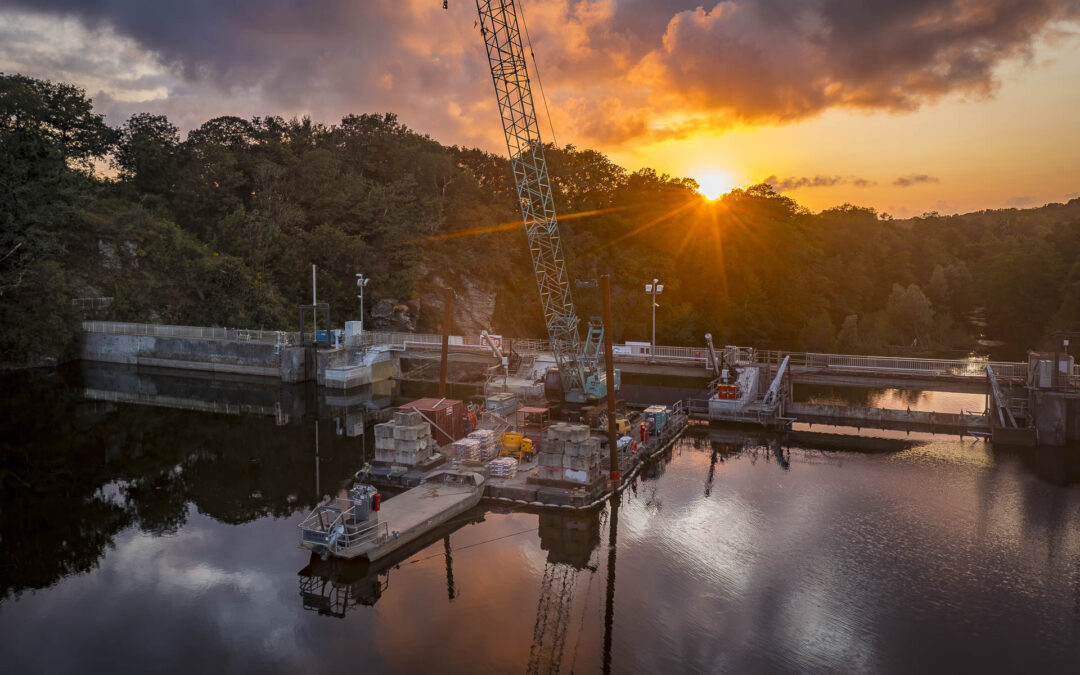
[[793, 384, 928, 407], [0, 369, 362, 601]]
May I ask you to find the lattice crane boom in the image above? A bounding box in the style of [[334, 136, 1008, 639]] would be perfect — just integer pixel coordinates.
[[474, 0, 590, 397]]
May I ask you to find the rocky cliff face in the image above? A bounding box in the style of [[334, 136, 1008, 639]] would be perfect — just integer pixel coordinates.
[[410, 269, 498, 336], [369, 274, 497, 337]]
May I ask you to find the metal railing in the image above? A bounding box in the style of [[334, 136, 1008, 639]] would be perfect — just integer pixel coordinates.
[[299, 497, 388, 554], [72, 297, 114, 310], [84, 321, 1040, 381], [757, 349, 1027, 379], [83, 321, 299, 345]]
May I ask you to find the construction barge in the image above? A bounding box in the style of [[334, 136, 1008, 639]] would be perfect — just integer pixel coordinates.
[[356, 397, 690, 510], [298, 469, 484, 561]]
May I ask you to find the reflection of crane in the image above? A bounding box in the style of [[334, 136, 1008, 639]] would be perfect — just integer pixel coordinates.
[[527, 562, 579, 675], [528, 508, 603, 674], [704, 444, 719, 497], [469, 0, 618, 404]]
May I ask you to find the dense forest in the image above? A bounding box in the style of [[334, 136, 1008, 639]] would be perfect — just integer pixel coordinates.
[[2, 73, 1078, 367]]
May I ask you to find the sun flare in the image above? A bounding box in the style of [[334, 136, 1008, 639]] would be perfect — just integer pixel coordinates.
[[695, 171, 735, 200]]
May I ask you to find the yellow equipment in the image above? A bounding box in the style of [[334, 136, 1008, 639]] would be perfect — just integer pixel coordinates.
[[501, 432, 534, 461]]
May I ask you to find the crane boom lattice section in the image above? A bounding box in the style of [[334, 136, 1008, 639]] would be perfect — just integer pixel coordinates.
[[475, 0, 585, 394]]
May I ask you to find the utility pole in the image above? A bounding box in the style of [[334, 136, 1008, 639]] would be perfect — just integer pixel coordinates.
[[601, 275, 620, 486], [645, 278, 663, 361], [439, 287, 453, 398], [312, 264, 317, 338], [356, 273, 370, 337]]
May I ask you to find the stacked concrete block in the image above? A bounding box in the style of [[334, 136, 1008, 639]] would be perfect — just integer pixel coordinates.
[[374, 411, 435, 466], [535, 423, 602, 484]]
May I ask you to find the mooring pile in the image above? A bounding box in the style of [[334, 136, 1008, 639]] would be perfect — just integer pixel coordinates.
[[536, 422, 602, 485], [374, 409, 435, 466]]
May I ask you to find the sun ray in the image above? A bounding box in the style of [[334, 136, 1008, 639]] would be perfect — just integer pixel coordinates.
[[399, 206, 631, 245], [581, 199, 698, 258]]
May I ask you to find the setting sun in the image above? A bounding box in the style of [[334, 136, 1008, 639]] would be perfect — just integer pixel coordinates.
[[695, 171, 735, 200]]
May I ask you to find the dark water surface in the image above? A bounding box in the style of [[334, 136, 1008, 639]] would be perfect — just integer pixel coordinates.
[[2, 366, 1079, 674]]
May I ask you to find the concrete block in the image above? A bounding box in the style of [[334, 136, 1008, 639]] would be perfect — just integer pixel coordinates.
[[563, 468, 590, 484], [565, 424, 590, 443], [542, 438, 565, 455], [547, 423, 572, 441], [375, 438, 397, 451], [393, 423, 431, 441], [538, 452, 563, 467], [395, 447, 432, 466], [562, 455, 590, 471], [538, 466, 564, 481], [581, 437, 601, 457], [375, 448, 397, 463], [394, 438, 428, 453], [394, 410, 423, 426], [374, 422, 395, 440]]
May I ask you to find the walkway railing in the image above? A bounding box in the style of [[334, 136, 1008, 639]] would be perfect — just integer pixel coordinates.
[[757, 349, 1029, 379], [84, 321, 1043, 381], [83, 321, 298, 345]]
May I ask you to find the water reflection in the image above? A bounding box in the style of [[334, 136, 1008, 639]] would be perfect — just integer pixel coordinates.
[[296, 508, 488, 616], [3, 365, 1080, 673], [529, 508, 604, 675], [0, 366, 369, 603]]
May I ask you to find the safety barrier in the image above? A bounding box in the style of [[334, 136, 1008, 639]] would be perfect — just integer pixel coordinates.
[[84, 322, 1041, 381], [83, 321, 298, 345], [757, 349, 1028, 379]]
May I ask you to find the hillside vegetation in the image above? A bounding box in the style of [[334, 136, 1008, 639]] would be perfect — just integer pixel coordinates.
[[2, 73, 1078, 367]]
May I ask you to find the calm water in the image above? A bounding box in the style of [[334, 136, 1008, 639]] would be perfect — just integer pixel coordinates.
[[2, 365, 1079, 674]]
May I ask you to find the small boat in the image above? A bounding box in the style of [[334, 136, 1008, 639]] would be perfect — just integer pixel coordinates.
[[298, 469, 485, 561]]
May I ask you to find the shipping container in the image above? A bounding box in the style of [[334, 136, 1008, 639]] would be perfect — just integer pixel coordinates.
[[397, 398, 464, 446]]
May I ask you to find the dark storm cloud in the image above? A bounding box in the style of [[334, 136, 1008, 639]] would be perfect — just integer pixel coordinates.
[[637, 0, 1080, 127], [894, 174, 941, 186], [1, 0, 1078, 147], [764, 174, 876, 191], [0, 0, 497, 143]]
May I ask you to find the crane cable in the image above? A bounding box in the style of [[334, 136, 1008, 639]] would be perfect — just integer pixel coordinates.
[[516, 0, 559, 148]]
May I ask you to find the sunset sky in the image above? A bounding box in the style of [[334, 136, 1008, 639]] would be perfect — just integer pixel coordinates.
[[2, 0, 1078, 217]]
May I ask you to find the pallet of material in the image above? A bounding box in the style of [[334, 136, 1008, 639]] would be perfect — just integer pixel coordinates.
[[451, 438, 482, 461], [488, 457, 518, 478]]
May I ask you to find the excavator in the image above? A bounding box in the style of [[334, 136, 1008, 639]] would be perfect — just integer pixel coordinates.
[[451, 0, 620, 408]]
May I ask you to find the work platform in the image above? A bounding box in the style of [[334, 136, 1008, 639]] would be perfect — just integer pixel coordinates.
[[358, 406, 690, 510]]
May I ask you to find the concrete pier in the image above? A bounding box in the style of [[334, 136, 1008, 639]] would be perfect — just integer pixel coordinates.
[[80, 322, 397, 386]]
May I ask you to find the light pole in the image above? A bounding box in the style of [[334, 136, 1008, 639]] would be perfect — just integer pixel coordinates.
[[645, 278, 663, 361], [356, 273, 370, 337]]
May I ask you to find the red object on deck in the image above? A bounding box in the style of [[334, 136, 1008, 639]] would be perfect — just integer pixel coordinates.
[[372, 493, 381, 511], [398, 397, 464, 445]]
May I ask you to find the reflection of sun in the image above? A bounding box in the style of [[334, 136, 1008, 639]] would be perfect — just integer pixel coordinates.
[[695, 171, 734, 200]]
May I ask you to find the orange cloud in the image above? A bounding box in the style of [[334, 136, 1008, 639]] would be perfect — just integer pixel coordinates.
[[4, 0, 1078, 153]]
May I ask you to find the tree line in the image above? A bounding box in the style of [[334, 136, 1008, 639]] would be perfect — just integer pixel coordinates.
[[2, 73, 1078, 366]]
